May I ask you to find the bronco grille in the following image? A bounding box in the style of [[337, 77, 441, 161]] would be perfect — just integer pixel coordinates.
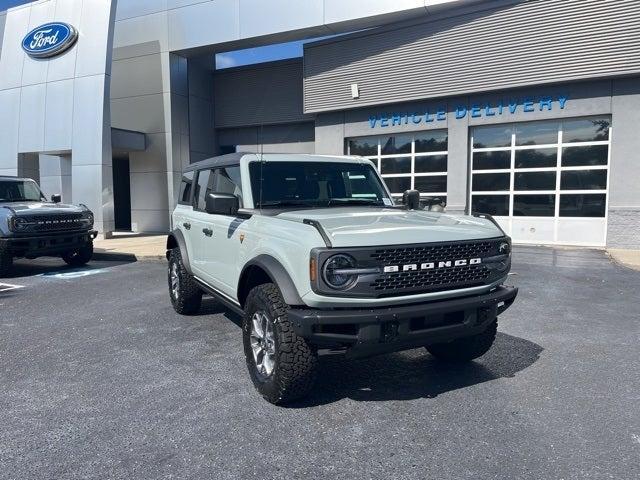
[[368, 239, 501, 297], [29, 214, 84, 232]]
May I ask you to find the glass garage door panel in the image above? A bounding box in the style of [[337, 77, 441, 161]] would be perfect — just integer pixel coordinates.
[[470, 116, 611, 246], [346, 130, 449, 202]]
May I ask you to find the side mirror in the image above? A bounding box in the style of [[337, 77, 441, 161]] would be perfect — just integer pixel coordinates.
[[205, 193, 239, 216], [402, 189, 421, 210], [51, 194, 62, 204]]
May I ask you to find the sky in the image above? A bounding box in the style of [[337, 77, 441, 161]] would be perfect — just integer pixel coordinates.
[[0, 0, 29, 10], [2, 0, 339, 69]]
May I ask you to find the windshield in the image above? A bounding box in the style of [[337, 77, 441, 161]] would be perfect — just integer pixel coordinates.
[[249, 161, 393, 209], [0, 180, 44, 202]]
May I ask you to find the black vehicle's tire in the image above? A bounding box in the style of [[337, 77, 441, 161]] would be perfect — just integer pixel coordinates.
[[61, 241, 94, 267], [243, 283, 318, 405], [168, 248, 202, 315], [426, 320, 498, 362], [0, 247, 13, 277]]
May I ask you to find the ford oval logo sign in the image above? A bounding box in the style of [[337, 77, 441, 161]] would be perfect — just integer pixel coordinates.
[[22, 22, 78, 59]]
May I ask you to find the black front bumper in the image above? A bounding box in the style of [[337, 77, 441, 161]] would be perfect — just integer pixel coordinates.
[[288, 285, 518, 358], [1, 230, 97, 257]]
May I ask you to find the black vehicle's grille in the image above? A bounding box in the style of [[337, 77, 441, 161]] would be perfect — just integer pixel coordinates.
[[28, 214, 84, 232], [368, 239, 501, 297]]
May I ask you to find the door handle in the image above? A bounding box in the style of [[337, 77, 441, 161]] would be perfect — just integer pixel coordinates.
[[183, 222, 191, 230], [202, 228, 213, 237]]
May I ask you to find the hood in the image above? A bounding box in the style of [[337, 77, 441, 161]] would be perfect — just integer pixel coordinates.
[[276, 207, 504, 247], [3, 202, 86, 216]]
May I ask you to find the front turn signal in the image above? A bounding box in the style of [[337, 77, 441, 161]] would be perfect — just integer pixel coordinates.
[[309, 257, 317, 282]]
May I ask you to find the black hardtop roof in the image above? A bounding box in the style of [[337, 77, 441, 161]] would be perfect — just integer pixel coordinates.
[[183, 152, 256, 172], [0, 175, 31, 181]]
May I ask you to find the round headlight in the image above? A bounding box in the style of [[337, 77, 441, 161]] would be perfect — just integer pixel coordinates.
[[322, 254, 358, 290], [11, 216, 28, 231], [498, 241, 511, 255]]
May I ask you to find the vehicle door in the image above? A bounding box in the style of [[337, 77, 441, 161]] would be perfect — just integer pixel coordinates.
[[199, 166, 245, 298], [188, 168, 216, 279], [173, 171, 197, 255]]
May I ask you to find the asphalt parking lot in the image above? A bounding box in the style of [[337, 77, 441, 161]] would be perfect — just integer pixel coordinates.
[[1, 247, 639, 479]]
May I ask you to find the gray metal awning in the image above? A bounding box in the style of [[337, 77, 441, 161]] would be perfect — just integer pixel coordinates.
[[111, 128, 146, 153]]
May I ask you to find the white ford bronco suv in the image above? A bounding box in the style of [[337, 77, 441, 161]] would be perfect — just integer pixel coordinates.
[[166, 153, 517, 404]]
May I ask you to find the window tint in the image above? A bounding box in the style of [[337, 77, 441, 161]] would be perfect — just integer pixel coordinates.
[[563, 116, 610, 143], [415, 155, 447, 173], [515, 148, 557, 169], [473, 125, 511, 148], [383, 177, 411, 194], [178, 171, 194, 205], [472, 195, 509, 216], [514, 172, 556, 191], [380, 157, 410, 174], [414, 131, 447, 152], [348, 137, 378, 156], [381, 134, 412, 155], [513, 194, 555, 216], [561, 145, 608, 167], [472, 173, 510, 191], [560, 170, 607, 190], [515, 120, 558, 146], [249, 161, 390, 207], [559, 194, 606, 217], [415, 175, 447, 193], [473, 151, 510, 170], [193, 169, 213, 211]]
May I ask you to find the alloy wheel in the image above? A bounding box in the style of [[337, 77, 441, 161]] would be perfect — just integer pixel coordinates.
[[250, 311, 276, 378]]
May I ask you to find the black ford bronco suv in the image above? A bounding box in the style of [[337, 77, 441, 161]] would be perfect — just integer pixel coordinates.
[[0, 176, 97, 276]]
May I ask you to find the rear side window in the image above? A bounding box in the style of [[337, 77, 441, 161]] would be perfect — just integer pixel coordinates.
[[178, 171, 194, 205]]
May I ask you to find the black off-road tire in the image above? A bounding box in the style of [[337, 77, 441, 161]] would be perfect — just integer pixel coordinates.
[[168, 248, 202, 315], [0, 247, 13, 277], [243, 283, 318, 405], [62, 241, 94, 267], [426, 319, 498, 362]]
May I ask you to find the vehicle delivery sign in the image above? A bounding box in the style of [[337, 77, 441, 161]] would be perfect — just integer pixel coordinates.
[[22, 22, 78, 59]]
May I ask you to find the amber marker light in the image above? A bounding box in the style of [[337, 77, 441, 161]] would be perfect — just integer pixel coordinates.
[[309, 257, 317, 282]]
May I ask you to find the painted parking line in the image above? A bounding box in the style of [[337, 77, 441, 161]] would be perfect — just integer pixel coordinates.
[[0, 283, 25, 293]]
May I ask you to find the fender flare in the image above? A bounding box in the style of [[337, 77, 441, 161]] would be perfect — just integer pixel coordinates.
[[239, 254, 304, 306], [166, 229, 193, 275]]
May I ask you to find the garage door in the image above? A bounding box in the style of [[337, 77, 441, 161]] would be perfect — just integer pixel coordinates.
[[470, 116, 611, 246]]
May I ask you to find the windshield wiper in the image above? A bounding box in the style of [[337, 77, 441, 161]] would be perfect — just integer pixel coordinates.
[[326, 198, 384, 206], [258, 200, 316, 208]]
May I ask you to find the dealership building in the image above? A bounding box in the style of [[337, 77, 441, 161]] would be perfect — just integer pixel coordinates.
[[0, 0, 639, 248]]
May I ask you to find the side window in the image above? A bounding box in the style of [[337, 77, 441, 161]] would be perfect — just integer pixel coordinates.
[[213, 166, 243, 205], [178, 171, 194, 205], [193, 169, 214, 211]]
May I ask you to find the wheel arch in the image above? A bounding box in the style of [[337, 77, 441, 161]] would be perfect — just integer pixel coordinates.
[[238, 255, 304, 308], [166, 229, 193, 275]]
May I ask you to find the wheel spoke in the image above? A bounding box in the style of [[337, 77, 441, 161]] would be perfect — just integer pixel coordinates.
[[252, 313, 264, 338]]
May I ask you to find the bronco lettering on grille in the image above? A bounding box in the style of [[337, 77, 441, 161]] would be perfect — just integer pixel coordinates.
[[383, 258, 482, 273]]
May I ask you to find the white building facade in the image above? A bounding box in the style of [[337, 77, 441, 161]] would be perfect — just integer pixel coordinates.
[[1, 0, 639, 248]]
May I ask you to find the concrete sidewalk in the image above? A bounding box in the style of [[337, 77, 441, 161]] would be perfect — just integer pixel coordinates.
[[94, 234, 166, 260], [607, 248, 640, 271]]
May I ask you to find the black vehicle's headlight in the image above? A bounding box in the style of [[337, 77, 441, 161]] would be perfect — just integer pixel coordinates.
[[82, 211, 94, 226], [10, 216, 28, 232], [498, 238, 512, 256], [322, 254, 358, 290]]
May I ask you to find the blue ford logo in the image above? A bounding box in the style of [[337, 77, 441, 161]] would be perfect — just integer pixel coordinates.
[[22, 22, 78, 59]]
